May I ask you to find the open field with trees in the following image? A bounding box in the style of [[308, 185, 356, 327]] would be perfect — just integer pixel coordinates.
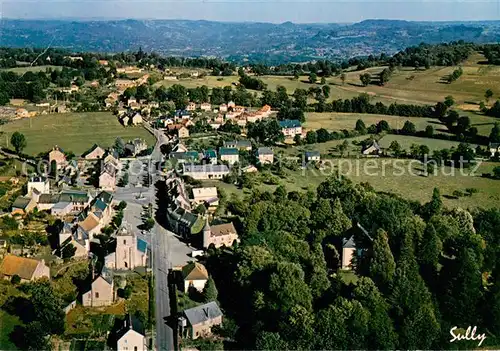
[[0, 65, 62, 74], [208, 160, 500, 209], [0, 112, 155, 155]]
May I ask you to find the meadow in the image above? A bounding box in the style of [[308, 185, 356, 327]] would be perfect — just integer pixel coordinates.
[[0, 112, 155, 156], [208, 159, 500, 209], [1, 65, 61, 74]]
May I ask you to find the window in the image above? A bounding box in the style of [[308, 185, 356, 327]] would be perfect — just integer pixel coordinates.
[[123, 239, 127, 245], [95, 292, 99, 298]]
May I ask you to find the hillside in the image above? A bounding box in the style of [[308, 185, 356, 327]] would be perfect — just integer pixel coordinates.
[[2, 19, 500, 63]]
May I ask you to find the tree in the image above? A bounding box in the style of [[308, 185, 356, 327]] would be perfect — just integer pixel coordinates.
[[22, 321, 50, 350], [401, 121, 416, 135], [422, 188, 442, 219], [27, 280, 65, 335], [425, 125, 434, 137], [389, 140, 402, 156], [0, 91, 10, 106], [320, 76, 326, 85], [379, 68, 391, 85], [340, 73, 346, 85], [61, 243, 76, 259], [308, 72, 317, 84], [203, 277, 218, 302], [360, 73, 371, 86], [338, 140, 349, 157], [485, 88, 494, 101], [355, 119, 367, 134], [444, 95, 455, 107], [322, 85, 330, 98], [10, 132, 27, 154], [11, 274, 21, 284], [369, 229, 396, 290], [490, 122, 500, 143], [305, 130, 317, 144], [256, 332, 289, 350]]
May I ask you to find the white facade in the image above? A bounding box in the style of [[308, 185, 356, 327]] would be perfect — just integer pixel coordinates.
[[117, 330, 146, 351]]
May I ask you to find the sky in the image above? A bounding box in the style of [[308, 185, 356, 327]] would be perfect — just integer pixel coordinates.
[[2, 0, 500, 23]]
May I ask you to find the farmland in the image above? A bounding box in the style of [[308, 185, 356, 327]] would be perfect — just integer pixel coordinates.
[[0, 112, 155, 156], [0, 65, 61, 74], [209, 159, 500, 209]]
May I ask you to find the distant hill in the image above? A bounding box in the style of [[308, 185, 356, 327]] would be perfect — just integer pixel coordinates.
[[2, 19, 500, 64]]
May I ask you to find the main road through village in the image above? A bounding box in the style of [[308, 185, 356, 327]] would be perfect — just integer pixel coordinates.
[[114, 124, 192, 350]]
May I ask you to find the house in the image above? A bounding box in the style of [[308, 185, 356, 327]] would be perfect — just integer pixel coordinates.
[[175, 109, 191, 119], [183, 164, 230, 180], [121, 116, 130, 126], [192, 187, 219, 207], [82, 270, 115, 307], [178, 126, 189, 139], [131, 113, 143, 125], [78, 212, 102, 240], [489, 142, 500, 157], [170, 151, 200, 164], [99, 163, 117, 191], [105, 227, 148, 270], [242, 165, 258, 173], [125, 139, 148, 156], [202, 219, 239, 249], [172, 141, 189, 153], [186, 102, 197, 111], [279, 119, 302, 138], [227, 101, 235, 109], [219, 148, 239, 165], [223, 140, 252, 151], [116, 314, 146, 351], [362, 140, 381, 155], [182, 262, 209, 293], [256, 147, 274, 164], [127, 97, 137, 107], [0, 255, 50, 282], [204, 150, 218, 165], [49, 146, 67, 169], [180, 301, 223, 339], [258, 104, 272, 118], [51, 201, 73, 217], [200, 103, 211, 111], [341, 236, 356, 270], [27, 175, 50, 196], [11, 196, 36, 215], [15, 108, 30, 118], [219, 104, 228, 113], [305, 151, 321, 162], [59, 222, 89, 258], [82, 144, 106, 160], [167, 124, 190, 139]]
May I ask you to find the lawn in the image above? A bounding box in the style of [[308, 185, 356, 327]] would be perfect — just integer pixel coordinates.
[[0, 112, 155, 156], [377, 134, 472, 152], [326, 52, 500, 107], [0, 65, 62, 74], [209, 159, 500, 209]]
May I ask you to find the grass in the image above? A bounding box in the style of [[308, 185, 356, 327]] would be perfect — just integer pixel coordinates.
[[305, 110, 499, 138], [327, 53, 500, 106], [0, 112, 155, 156], [208, 159, 500, 209], [0, 65, 62, 74], [377, 134, 472, 152], [65, 306, 121, 338]]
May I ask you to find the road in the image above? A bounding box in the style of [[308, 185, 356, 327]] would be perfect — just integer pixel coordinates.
[[115, 125, 193, 350]]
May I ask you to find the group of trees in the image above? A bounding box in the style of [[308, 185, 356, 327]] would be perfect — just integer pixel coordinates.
[[446, 66, 463, 83], [205, 175, 500, 349]]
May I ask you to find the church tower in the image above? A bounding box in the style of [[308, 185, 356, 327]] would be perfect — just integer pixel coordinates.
[[202, 217, 211, 249]]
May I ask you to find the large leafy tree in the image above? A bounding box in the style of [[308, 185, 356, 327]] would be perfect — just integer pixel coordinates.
[[369, 229, 396, 291], [10, 131, 27, 154]]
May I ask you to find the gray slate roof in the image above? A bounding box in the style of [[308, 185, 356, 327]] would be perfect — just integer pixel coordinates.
[[184, 301, 222, 326]]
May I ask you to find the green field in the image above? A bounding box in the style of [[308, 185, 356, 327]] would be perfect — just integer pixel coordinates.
[[0, 65, 61, 74], [208, 159, 500, 209], [0, 112, 155, 156], [327, 53, 500, 106], [377, 134, 472, 151]]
